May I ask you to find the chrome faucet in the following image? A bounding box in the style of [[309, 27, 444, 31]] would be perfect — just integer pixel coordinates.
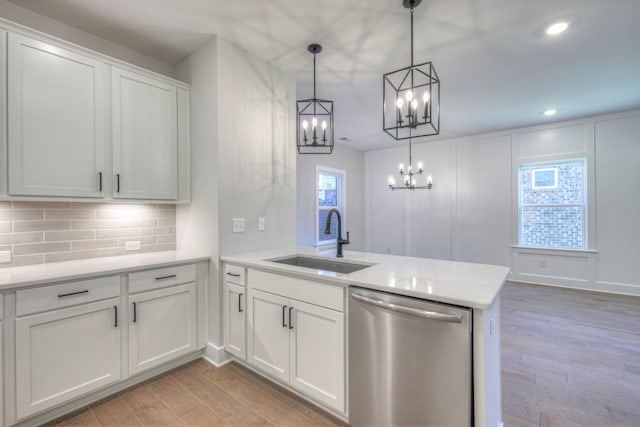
[[324, 208, 350, 258]]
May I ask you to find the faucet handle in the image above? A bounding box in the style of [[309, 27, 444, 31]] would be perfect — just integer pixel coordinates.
[[344, 231, 350, 244]]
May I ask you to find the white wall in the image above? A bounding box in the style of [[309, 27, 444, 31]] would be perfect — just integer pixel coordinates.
[[176, 36, 296, 360], [365, 134, 512, 267], [297, 143, 365, 251], [175, 37, 220, 343], [365, 110, 640, 296], [0, 0, 173, 77], [216, 37, 297, 257]]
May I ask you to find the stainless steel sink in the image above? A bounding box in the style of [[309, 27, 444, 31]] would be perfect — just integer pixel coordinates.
[[266, 256, 373, 274]]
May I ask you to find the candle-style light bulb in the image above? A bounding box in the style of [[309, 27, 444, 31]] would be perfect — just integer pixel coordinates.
[[388, 176, 395, 187], [412, 99, 418, 122], [399, 163, 404, 174], [412, 179, 417, 188], [408, 165, 413, 173], [404, 175, 410, 185], [321, 120, 327, 142], [396, 98, 403, 124], [427, 174, 433, 188], [302, 120, 308, 142], [423, 91, 430, 120], [406, 90, 413, 102], [311, 117, 317, 141], [406, 91, 413, 121], [418, 162, 424, 173]]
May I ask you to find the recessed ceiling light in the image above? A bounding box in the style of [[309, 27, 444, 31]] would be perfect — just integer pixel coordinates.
[[546, 21, 569, 36], [544, 109, 557, 116]]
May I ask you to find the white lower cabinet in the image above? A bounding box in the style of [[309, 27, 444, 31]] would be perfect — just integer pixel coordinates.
[[247, 287, 345, 412], [15, 298, 121, 419], [247, 289, 290, 382], [129, 282, 197, 375], [223, 282, 247, 360]]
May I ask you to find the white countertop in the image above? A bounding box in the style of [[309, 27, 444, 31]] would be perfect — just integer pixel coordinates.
[[0, 251, 210, 291], [222, 247, 510, 309]]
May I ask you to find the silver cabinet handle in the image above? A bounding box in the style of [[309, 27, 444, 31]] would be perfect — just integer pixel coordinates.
[[226, 272, 241, 277], [155, 274, 177, 281], [133, 302, 137, 323], [98, 172, 103, 192], [238, 293, 243, 312], [351, 293, 462, 323]]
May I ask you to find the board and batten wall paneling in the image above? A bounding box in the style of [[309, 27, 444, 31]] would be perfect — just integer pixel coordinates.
[[405, 142, 454, 260], [364, 110, 640, 296], [296, 143, 365, 251], [455, 135, 512, 267], [594, 115, 640, 291], [364, 147, 406, 256]]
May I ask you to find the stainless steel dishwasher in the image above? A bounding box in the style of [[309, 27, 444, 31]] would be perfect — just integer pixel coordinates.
[[349, 287, 473, 427]]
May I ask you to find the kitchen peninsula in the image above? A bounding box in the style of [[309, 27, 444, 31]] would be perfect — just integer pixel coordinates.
[[221, 247, 510, 427]]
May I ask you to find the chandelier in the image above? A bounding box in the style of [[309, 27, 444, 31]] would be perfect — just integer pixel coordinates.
[[387, 137, 433, 190], [297, 43, 334, 154], [383, 0, 440, 140]]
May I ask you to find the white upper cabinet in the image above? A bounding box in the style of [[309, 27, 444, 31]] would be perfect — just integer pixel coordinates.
[[112, 67, 178, 201], [7, 33, 105, 197]]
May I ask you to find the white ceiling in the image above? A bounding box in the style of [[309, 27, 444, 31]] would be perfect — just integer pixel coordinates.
[[9, 0, 640, 151]]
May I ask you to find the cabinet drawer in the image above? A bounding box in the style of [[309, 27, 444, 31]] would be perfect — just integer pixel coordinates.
[[16, 276, 120, 316], [129, 263, 196, 293], [224, 264, 246, 285], [248, 269, 344, 312]]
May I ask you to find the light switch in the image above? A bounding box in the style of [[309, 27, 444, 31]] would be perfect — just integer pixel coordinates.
[[258, 217, 266, 231], [232, 218, 245, 233]]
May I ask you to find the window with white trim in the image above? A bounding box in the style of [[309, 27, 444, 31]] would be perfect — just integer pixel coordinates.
[[316, 166, 345, 246], [518, 159, 587, 249]]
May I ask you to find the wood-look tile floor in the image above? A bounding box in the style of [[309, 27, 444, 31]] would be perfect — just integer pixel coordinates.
[[50, 282, 640, 427], [49, 360, 347, 427], [502, 282, 640, 427]]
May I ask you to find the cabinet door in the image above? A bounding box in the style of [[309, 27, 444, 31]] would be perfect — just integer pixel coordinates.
[[129, 283, 196, 375], [224, 282, 246, 360], [15, 298, 120, 419], [290, 300, 345, 412], [112, 67, 178, 200], [8, 33, 105, 197], [247, 289, 290, 383]]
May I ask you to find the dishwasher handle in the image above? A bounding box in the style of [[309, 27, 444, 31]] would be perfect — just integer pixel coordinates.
[[351, 292, 463, 323]]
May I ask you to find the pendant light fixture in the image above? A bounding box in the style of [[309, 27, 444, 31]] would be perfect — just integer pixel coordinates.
[[297, 43, 334, 154], [383, 0, 440, 140], [387, 138, 433, 190]]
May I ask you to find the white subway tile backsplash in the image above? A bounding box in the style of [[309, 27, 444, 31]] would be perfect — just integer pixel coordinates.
[[45, 230, 96, 241], [13, 242, 71, 255], [45, 209, 96, 220], [14, 221, 70, 232], [0, 232, 42, 244], [0, 202, 176, 268]]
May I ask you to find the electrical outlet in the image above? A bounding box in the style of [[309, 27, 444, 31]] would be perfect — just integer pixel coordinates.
[[125, 241, 141, 251], [0, 250, 12, 263], [258, 217, 266, 231], [232, 218, 245, 233]]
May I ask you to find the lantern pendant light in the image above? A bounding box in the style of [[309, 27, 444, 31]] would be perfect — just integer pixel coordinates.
[[383, 0, 440, 140], [297, 44, 334, 154]]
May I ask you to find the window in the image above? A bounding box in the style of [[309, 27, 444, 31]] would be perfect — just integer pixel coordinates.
[[518, 159, 586, 249], [316, 166, 346, 246]]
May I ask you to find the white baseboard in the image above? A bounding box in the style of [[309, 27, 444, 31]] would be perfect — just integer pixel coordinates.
[[203, 341, 231, 367]]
